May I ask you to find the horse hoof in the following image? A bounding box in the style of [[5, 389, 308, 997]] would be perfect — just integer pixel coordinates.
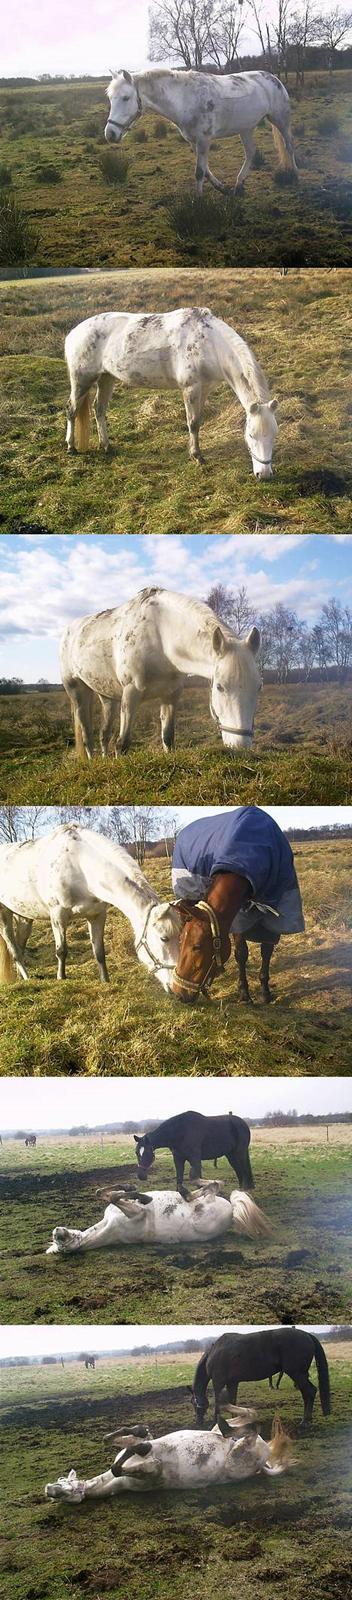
[[239, 992, 252, 1005], [260, 990, 273, 1005]]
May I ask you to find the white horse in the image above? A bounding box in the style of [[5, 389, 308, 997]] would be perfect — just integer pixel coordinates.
[[60, 587, 262, 760], [46, 1182, 270, 1255], [45, 1409, 291, 1503], [0, 823, 181, 987], [105, 68, 298, 194], [64, 306, 278, 478]]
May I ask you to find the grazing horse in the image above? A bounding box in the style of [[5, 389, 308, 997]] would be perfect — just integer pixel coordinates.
[[25, 1134, 36, 1147], [0, 823, 181, 987], [171, 805, 304, 1004], [46, 1181, 270, 1256], [105, 68, 298, 193], [45, 1407, 291, 1503], [64, 306, 278, 479], [60, 587, 262, 760], [133, 1110, 254, 1195], [84, 1356, 95, 1371], [190, 1328, 331, 1428]]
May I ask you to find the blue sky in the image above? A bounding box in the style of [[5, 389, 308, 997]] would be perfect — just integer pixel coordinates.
[[1, 533, 351, 683]]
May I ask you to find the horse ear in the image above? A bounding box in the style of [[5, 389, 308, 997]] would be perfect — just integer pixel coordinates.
[[245, 625, 260, 657], [134, 1134, 141, 1143], [123, 69, 133, 83], [212, 625, 228, 658], [269, 397, 278, 412], [174, 899, 194, 923], [249, 401, 260, 415]]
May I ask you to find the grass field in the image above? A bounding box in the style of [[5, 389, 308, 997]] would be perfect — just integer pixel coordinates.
[[0, 844, 351, 1077], [1, 1345, 351, 1600], [1, 267, 352, 535], [1, 1125, 351, 1324], [1, 71, 352, 268], [1, 681, 351, 806]]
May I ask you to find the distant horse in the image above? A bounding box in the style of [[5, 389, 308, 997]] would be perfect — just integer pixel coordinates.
[[0, 823, 180, 987], [133, 1110, 254, 1195], [60, 587, 261, 759], [105, 68, 298, 194], [84, 1355, 96, 1371], [171, 805, 304, 1004], [45, 1408, 292, 1503], [190, 1328, 331, 1428], [64, 306, 278, 479], [25, 1134, 37, 1147]]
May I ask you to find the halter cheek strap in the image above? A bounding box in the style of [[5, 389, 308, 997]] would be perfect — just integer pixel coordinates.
[[135, 904, 176, 973], [106, 82, 143, 133]]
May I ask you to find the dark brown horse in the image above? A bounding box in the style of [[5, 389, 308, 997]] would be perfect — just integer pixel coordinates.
[[189, 1329, 331, 1428], [171, 871, 280, 1004], [134, 1110, 254, 1195]]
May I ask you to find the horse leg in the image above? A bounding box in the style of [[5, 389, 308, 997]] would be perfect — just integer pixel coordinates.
[[87, 910, 109, 983], [116, 684, 140, 754], [174, 1153, 186, 1194], [0, 908, 30, 981], [14, 917, 33, 958], [234, 934, 252, 1004], [234, 131, 256, 189], [50, 913, 68, 981], [160, 694, 181, 754], [66, 379, 92, 453], [93, 373, 115, 453], [297, 1375, 317, 1427], [64, 680, 94, 760], [182, 383, 205, 465], [188, 1149, 202, 1182], [259, 938, 275, 1004], [98, 695, 119, 757], [226, 1381, 239, 1405]]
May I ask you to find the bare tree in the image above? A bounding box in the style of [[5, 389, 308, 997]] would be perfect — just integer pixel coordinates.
[[266, 603, 303, 682], [204, 3, 248, 70], [107, 807, 157, 866], [287, 0, 315, 85], [0, 807, 43, 843], [206, 583, 256, 634], [314, 5, 352, 70], [149, 0, 246, 70], [320, 598, 352, 679]]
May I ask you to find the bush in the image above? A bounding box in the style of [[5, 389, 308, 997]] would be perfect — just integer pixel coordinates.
[[164, 186, 234, 241], [133, 127, 148, 143], [98, 149, 129, 184], [35, 163, 62, 184], [154, 119, 168, 139], [0, 165, 12, 187], [0, 192, 38, 265]]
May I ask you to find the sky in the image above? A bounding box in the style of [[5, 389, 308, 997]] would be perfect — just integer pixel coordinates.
[[0, 0, 348, 79], [1, 532, 351, 682], [0, 1324, 331, 1361], [9, 805, 352, 839], [1, 1075, 350, 1133]]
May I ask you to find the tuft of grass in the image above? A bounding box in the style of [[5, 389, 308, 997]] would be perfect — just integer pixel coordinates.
[[0, 191, 38, 265], [0, 163, 12, 186], [35, 162, 62, 184], [154, 118, 168, 138], [133, 126, 148, 143], [98, 148, 129, 184]]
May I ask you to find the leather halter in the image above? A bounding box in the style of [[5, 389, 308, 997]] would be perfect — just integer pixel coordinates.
[[106, 83, 142, 134], [173, 900, 226, 999], [250, 451, 273, 467], [210, 693, 253, 741], [134, 904, 176, 974]]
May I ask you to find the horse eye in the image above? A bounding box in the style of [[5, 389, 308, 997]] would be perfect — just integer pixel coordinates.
[[217, 684, 224, 694]]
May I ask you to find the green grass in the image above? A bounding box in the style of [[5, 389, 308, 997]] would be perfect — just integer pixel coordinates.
[[0, 266, 352, 534], [0, 844, 351, 1076], [1, 1348, 352, 1600], [0, 682, 351, 806], [0, 70, 352, 266], [1, 1127, 351, 1324]]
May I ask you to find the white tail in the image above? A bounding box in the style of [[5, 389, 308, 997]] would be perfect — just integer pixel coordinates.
[[0, 933, 17, 983], [230, 1190, 271, 1239], [74, 393, 91, 451]]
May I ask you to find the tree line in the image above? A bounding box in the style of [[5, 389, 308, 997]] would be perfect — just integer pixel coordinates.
[[148, 0, 352, 82], [206, 584, 352, 683]]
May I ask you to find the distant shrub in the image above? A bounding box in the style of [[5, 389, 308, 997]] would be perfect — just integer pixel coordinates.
[[154, 119, 168, 138], [99, 149, 129, 184], [0, 192, 38, 265], [317, 114, 339, 137], [164, 187, 237, 241], [133, 127, 148, 143], [36, 163, 62, 184], [0, 165, 12, 187], [83, 118, 102, 138]]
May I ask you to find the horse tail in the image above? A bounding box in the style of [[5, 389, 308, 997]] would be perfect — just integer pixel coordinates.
[[74, 393, 91, 451], [73, 706, 87, 758], [0, 933, 16, 983], [230, 1191, 271, 1239], [270, 121, 297, 173], [311, 1336, 331, 1416], [71, 685, 94, 759]]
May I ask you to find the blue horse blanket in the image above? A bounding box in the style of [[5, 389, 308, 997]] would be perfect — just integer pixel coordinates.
[[172, 807, 304, 935]]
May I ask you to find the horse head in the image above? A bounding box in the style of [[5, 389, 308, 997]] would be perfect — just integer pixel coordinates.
[[244, 398, 278, 479], [210, 624, 261, 749], [134, 1132, 155, 1179], [105, 71, 142, 143], [134, 901, 181, 991], [170, 901, 232, 1004]]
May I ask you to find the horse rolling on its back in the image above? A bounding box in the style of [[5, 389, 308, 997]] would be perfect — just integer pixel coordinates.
[[190, 1328, 331, 1428], [65, 307, 278, 479], [105, 68, 298, 194]]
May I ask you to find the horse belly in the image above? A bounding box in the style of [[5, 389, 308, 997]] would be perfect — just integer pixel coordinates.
[[110, 329, 176, 389], [215, 82, 269, 136], [0, 859, 46, 919]]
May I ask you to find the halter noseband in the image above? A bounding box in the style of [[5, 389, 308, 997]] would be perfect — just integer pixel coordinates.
[[173, 900, 226, 1000], [210, 693, 253, 741]]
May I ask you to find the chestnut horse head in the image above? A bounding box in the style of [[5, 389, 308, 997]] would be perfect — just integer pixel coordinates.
[[171, 900, 232, 1003]]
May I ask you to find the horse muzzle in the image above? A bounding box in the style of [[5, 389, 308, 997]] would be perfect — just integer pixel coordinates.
[[104, 123, 122, 143], [252, 461, 273, 480]]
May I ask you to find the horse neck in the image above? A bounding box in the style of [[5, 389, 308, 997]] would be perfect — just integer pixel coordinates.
[[85, 838, 158, 939], [220, 325, 270, 413], [160, 595, 236, 680], [134, 69, 187, 122], [207, 871, 249, 934]]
